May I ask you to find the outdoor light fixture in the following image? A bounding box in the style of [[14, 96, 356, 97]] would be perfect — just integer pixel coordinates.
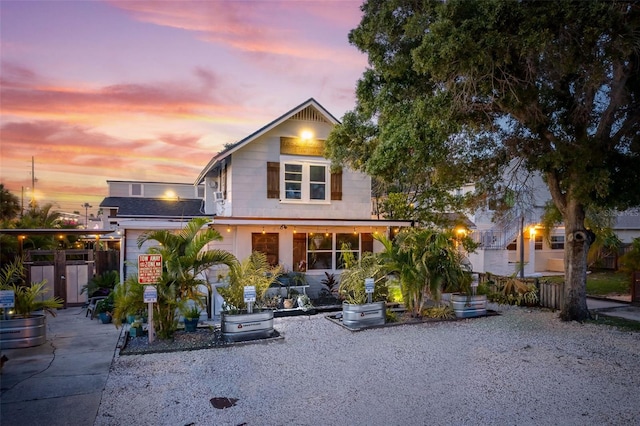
[[300, 130, 313, 141]]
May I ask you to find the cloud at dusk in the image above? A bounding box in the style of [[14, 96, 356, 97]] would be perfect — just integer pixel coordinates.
[[0, 0, 366, 215]]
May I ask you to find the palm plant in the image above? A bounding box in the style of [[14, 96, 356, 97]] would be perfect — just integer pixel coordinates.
[[82, 270, 119, 297], [111, 274, 146, 328], [376, 228, 470, 317], [0, 256, 63, 317], [338, 248, 387, 304], [136, 217, 238, 339], [218, 251, 282, 312]]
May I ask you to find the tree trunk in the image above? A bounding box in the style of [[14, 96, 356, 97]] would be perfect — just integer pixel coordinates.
[[560, 200, 591, 321]]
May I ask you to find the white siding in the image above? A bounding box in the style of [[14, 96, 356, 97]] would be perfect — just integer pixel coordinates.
[[227, 119, 371, 220]]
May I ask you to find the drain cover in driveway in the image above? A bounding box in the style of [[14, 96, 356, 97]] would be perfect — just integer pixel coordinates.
[[210, 397, 239, 409]]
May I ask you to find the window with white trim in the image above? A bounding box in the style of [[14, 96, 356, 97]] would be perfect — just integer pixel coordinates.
[[131, 183, 142, 197], [303, 232, 373, 271], [550, 235, 564, 250], [282, 159, 329, 202]]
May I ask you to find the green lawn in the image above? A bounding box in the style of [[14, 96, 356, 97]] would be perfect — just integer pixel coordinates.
[[542, 270, 631, 296], [586, 271, 630, 295], [587, 314, 640, 332]]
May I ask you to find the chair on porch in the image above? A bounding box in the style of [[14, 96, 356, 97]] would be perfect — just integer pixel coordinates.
[[85, 296, 108, 320]]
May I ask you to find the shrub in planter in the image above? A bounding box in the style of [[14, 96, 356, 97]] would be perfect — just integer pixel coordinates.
[[0, 256, 64, 319], [95, 294, 114, 324], [182, 305, 201, 332], [218, 252, 281, 341], [338, 249, 388, 328], [0, 257, 64, 348]]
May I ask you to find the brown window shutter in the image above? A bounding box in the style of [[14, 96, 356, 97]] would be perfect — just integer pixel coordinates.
[[331, 169, 342, 200], [267, 162, 280, 199]]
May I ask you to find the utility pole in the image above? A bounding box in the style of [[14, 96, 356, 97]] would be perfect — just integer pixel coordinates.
[[82, 203, 92, 229], [30, 157, 37, 209]]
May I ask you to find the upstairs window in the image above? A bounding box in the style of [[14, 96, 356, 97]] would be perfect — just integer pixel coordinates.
[[131, 183, 142, 197], [284, 164, 303, 200], [282, 160, 329, 202]]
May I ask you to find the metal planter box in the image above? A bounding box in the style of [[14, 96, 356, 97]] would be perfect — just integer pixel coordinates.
[[450, 294, 487, 318], [342, 301, 386, 329], [0, 314, 47, 349], [221, 310, 274, 342]]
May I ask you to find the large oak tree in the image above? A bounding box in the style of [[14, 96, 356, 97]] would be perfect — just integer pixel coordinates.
[[327, 0, 640, 321]]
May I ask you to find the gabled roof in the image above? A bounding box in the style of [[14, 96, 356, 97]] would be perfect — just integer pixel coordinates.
[[194, 98, 340, 185], [100, 197, 206, 219]]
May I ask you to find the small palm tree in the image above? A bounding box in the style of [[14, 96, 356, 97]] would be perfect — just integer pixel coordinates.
[[377, 228, 470, 317], [136, 218, 238, 339], [218, 251, 283, 312], [0, 256, 63, 317]]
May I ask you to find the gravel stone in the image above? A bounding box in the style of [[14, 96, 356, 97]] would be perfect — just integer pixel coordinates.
[[96, 304, 640, 426]]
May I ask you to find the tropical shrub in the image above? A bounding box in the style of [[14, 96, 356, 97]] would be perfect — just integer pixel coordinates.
[[136, 217, 238, 339], [218, 251, 282, 313], [620, 237, 640, 276], [0, 256, 63, 317], [338, 249, 388, 304], [82, 270, 119, 297], [376, 228, 471, 317], [111, 274, 146, 328]]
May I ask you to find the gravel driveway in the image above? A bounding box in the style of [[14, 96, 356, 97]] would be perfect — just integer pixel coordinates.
[[95, 305, 640, 426]]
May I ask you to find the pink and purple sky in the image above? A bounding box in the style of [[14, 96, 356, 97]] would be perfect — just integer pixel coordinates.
[[0, 0, 366, 217]]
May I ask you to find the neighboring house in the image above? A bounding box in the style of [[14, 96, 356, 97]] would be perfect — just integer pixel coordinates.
[[461, 164, 640, 277], [100, 98, 412, 297]]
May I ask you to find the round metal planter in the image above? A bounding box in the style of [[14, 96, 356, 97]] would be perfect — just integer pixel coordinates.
[[342, 301, 386, 329], [450, 294, 487, 318], [221, 310, 274, 342], [0, 314, 47, 349]]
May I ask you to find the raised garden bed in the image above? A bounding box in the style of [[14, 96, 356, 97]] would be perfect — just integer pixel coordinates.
[[119, 326, 283, 355], [326, 309, 499, 332]]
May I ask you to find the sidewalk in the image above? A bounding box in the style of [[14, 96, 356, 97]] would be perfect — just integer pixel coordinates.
[[0, 307, 123, 426], [587, 297, 640, 322]]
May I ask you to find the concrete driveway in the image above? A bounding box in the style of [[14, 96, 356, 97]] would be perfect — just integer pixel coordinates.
[[1, 307, 122, 426]]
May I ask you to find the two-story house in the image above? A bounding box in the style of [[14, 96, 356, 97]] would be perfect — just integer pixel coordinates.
[[100, 98, 413, 297], [462, 161, 640, 277]]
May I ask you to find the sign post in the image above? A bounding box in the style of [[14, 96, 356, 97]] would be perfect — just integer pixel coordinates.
[[244, 285, 256, 314], [138, 254, 162, 344], [365, 278, 374, 304], [0, 290, 15, 320]]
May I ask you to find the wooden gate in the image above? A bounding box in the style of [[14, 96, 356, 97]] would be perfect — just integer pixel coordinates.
[[25, 250, 95, 307]]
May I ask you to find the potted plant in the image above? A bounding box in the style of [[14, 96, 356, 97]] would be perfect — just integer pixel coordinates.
[[0, 256, 64, 348], [182, 305, 201, 332], [338, 250, 387, 329], [129, 318, 144, 338], [449, 271, 486, 318], [95, 294, 114, 324], [217, 251, 281, 342]]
